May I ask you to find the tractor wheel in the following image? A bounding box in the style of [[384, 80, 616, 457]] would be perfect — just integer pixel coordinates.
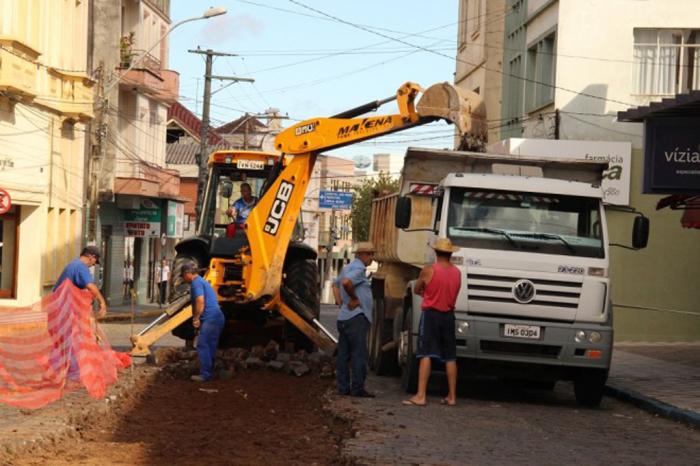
[[282, 259, 321, 352]]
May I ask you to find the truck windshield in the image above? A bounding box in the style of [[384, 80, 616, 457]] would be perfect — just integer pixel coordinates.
[[446, 188, 604, 258]]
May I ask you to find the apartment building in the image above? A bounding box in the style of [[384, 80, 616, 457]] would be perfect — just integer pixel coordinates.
[[91, 0, 183, 305], [455, 0, 506, 144], [0, 0, 94, 305], [458, 0, 700, 340]]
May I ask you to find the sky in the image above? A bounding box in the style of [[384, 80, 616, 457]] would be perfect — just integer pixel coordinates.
[[168, 0, 459, 167]]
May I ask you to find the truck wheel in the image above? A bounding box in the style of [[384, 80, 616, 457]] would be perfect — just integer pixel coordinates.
[[170, 254, 198, 341], [574, 369, 608, 407], [399, 306, 418, 393], [282, 259, 321, 352], [372, 299, 398, 376]]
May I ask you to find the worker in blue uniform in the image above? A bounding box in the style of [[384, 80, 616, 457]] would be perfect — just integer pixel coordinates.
[[181, 262, 225, 382]]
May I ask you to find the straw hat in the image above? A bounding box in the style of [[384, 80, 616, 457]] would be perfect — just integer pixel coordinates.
[[431, 237, 460, 253], [353, 242, 376, 254]]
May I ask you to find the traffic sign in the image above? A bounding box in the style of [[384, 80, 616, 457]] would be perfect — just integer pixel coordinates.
[[319, 191, 353, 210], [0, 188, 11, 215]]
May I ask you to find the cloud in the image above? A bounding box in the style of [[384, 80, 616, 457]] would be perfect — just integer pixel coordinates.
[[198, 13, 263, 43]]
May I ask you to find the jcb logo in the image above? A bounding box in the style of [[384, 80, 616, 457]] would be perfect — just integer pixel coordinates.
[[264, 181, 294, 235]]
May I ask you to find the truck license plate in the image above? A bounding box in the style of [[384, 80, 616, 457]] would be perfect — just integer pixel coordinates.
[[237, 159, 265, 170], [504, 324, 541, 339]]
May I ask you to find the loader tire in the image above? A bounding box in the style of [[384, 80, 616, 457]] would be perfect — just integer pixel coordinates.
[[282, 259, 321, 352], [170, 254, 199, 341]]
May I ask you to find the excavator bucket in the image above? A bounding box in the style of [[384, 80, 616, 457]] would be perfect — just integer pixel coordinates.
[[417, 82, 487, 139]]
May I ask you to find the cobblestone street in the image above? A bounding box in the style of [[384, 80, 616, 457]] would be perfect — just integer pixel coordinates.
[[331, 374, 700, 466]]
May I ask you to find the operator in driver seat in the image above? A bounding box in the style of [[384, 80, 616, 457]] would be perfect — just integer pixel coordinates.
[[225, 182, 258, 237]]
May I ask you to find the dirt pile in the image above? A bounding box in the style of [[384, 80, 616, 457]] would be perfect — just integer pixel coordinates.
[[10, 369, 352, 466], [152, 342, 335, 381]]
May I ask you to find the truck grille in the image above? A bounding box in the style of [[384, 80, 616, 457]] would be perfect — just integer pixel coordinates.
[[480, 340, 562, 358], [467, 273, 581, 309]]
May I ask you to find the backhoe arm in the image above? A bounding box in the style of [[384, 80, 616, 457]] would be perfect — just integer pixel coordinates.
[[243, 81, 484, 301]]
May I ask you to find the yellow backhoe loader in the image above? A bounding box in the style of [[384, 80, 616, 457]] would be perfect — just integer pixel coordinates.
[[130, 82, 484, 357]]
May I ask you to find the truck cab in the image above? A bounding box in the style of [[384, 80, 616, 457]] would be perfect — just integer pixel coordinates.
[[372, 147, 649, 406]]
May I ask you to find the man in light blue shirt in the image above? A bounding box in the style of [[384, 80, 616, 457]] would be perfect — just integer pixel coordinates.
[[333, 242, 375, 397]]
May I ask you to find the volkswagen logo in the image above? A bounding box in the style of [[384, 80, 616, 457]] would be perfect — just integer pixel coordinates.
[[513, 279, 536, 304]]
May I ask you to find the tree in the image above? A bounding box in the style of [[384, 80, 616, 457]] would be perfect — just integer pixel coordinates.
[[351, 171, 400, 242]]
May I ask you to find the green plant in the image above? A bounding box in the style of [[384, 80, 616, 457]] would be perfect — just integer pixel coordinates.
[[351, 171, 400, 242]]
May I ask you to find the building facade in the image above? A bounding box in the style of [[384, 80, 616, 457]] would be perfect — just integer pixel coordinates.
[[0, 0, 94, 305], [91, 0, 182, 306], [455, 0, 506, 144], [466, 0, 700, 340]]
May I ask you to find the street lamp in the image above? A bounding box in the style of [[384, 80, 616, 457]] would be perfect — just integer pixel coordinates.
[[105, 6, 227, 93]]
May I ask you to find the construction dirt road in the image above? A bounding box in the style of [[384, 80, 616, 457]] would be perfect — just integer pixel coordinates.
[[7, 369, 350, 466]]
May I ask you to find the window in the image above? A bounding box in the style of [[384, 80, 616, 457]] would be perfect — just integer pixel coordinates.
[[470, 0, 482, 39], [459, 0, 482, 48], [526, 33, 556, 111], [458, 0, 468, 49], [446, 189, 604, 259], [0, 207, 19, 298], [633, 29, 700, 95]]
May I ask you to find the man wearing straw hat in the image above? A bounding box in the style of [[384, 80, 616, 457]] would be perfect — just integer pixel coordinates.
[[333, 242, 376, 398], [403, 237, 462, 407]]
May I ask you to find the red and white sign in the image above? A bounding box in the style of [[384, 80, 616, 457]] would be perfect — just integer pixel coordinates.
[[0, 188, 11, 215], [409, 183, 437, 196]]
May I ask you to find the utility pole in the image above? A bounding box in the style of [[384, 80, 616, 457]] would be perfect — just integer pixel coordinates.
[[188, 48, 253, 228]]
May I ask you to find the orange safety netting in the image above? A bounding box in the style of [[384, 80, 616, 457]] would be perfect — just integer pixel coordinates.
[[0, 280, 131, 409]]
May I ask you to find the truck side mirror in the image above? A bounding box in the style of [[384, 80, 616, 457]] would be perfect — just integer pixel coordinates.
[[632, 216, 649, 249], [395, 196, 412, 229]]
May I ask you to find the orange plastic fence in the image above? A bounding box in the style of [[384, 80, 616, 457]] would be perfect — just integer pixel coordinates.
[[0, 280, 131, 409]]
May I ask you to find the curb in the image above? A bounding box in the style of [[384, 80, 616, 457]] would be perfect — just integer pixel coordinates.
[[605, 383, 700, 429], [98, 310, 164, 323]]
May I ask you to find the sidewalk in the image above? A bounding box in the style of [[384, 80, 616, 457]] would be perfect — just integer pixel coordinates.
[[99, 301, 164, 322], [606, 342, 700, 428]]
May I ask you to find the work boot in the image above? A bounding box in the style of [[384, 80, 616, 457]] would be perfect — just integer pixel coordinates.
[[190, 375, 207, 382]]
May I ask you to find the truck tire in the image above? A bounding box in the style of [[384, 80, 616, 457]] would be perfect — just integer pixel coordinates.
[[282, 259, 321, 352], [574, 368, 608, 407], [372, 299, 398, 376], [399, 305, 418, 393], [169, 254, 198, 341]]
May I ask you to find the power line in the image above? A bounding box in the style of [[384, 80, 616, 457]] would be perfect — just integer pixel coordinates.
[[288, 0, 638, 108]]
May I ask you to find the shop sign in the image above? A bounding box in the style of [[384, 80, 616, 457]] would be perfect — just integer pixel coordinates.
[[0, 188, 11, 215], [644, 117, 700, 194], [124, 203, 161, 237], [488, 138, 632, 206], [166, 201, 184, 238]]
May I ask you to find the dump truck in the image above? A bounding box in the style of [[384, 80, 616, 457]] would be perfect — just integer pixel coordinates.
[[130, 82, 485, 357], [368, 147, 649, 406]]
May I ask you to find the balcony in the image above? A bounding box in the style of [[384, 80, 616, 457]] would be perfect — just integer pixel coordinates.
[[0, 37, 39, 99], [115, 162, 180, 198], [119, 53, 179, 104], [35, 68, 95, 121]]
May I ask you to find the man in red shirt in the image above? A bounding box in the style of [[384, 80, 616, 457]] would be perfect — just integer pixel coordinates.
[[403, 237, 462, 407]]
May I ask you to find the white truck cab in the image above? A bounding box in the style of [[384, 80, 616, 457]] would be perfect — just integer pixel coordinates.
[[371, 148, 649, 407]]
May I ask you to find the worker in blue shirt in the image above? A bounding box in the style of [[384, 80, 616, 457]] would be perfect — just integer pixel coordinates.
[[181, 262, 225, 382], [332, 242, 376, 398], [54, 245, 108, 318]]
